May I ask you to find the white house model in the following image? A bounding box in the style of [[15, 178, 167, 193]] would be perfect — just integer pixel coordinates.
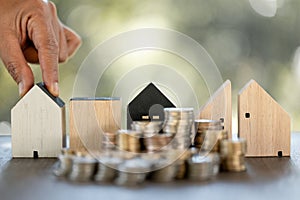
[[11, 82, 66, 158]]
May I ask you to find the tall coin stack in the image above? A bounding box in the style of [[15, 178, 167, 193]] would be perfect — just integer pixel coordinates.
[[220, 138, 247, 172], [163, 108, 194, 150], [194, 119, 224, 150]]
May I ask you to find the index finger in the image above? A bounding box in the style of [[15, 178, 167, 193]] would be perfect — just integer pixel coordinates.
[[28, 16, 59, 97]]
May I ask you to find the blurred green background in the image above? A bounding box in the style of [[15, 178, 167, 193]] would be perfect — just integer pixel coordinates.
[[0, 0, 299, 133]]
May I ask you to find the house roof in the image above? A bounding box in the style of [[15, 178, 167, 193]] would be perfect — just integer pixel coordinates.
[[128, 82, 175, 119], [238, 79, 288, 116], [36, 82, 65, 107]]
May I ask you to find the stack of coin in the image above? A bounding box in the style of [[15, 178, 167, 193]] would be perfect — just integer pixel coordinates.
[[53, 148, 76, 177], [149, 159, 177, 182], [116, 130, 142, 153], [206, 152, 221, 176], [115, 158, 151, 186], [187, 154, 215, 181], [143, 133, 173, 152], [163, 108, 194, 150], [194, 119, 223, 149], [220, 138, 247, 172], [131, 121, 163, 135], [95, 156, 123, 183], [68, 154, 98, 182], [201, 130, 228, 152], [174, 150, 191, 179], [102, 132, 117, 151]]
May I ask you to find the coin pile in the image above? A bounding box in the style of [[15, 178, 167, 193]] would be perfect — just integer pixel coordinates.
[[53, 148, 76, 177], [206, 152, 221, 176], [163, 108, 194, 150], [68, 154, 98, 182], [194, 119, 224, 149], [115, 158, 151, 186], [174, 150, 191, 179], [220, 138, 247, 172], [95, 156, 123, 183], [187, 154, 215, 181], [116, 130, 142, 153]]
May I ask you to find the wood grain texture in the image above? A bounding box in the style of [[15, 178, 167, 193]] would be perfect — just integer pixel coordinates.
[[238, 80, 291, 157], [11, 85, 66, 158], [199, 80, 232, 138], [69, 99, 121, 152]]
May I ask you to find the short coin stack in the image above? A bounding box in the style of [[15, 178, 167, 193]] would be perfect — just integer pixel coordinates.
[[220, 138, 247, 172], [68, 153, 98, 182], [201, 130, 228, 152], [131, 121, 172, 152], [163, 108, 194, 150], [187, 154, 215, 181], [194, 119, 224, 149], [116, 130, 142, 153], [115, 158, 151, 186], [143, 133, 173, 152], [53, 148, 76, 177], [102, 132, 117, 151], [149, 158, 178, 182], [95, 155, 123, 183]]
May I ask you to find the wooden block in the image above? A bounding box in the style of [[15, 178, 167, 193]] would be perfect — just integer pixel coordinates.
[[69, 97, 121, 153], [11, 83, 66, 158], [238, 80, 291, 157], [199, 80, 232, 138]]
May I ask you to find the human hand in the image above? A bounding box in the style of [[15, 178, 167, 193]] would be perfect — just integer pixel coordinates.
[[0, 0, 81, 97]]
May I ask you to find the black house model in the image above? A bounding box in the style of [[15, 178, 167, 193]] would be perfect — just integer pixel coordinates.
[[127, 83, 175, 128]]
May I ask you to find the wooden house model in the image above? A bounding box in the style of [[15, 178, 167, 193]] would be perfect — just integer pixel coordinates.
[[11, 82, 66, 158], [238, 80, 291, 157], [199, 80, 232, 138]]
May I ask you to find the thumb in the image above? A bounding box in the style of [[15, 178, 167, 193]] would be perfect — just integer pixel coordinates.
[[0, 35, 34, 97]]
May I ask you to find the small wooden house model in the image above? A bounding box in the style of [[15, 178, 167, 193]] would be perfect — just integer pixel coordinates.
[[11, 82, 66, 158], [238, 80, 291, 157], [127, 83, 175, 128], [199, 80, 232, 138]]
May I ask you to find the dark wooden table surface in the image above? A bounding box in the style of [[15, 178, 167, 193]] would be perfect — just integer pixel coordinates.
[[1, 133, 300, 200]]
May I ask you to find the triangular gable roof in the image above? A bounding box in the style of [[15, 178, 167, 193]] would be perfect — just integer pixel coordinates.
[[14, 82, 65, 109], [239, 79, 288, 116], [128, 82, 175, 116]]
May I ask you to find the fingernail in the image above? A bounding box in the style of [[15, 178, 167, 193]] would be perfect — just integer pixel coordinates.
[[50, 82, 59, 97], [18, 82, 25, 97]]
